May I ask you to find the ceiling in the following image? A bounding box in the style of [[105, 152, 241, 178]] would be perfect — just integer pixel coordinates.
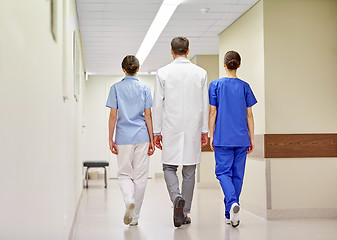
[[76, 0, 259, 76]]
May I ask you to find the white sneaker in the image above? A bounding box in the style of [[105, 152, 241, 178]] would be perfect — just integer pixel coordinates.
[[224, 207, 230, 224], [130, 218, 138, 226], [225, 218, 231, 225], [230, 203, 240, 228], [124, 202, 135, 225]]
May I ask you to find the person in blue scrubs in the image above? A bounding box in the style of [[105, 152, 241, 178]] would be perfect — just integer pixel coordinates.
[[106, 55, 155, 226], [208, 51, 257, 228]]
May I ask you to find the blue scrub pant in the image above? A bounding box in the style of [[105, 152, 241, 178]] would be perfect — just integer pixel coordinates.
[[214, 146, 248, 218]]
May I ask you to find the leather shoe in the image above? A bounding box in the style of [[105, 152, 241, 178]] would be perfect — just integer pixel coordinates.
[[173, 196, 185, 227]]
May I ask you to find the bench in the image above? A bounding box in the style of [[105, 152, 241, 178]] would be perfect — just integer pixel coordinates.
[[83, 161, 109, 188]]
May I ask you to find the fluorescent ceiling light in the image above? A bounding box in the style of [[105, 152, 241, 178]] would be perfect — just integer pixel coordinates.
[[136, 0, 182, 65]]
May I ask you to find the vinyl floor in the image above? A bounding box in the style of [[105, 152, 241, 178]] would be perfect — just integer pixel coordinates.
[[72, 178, 337, 240]]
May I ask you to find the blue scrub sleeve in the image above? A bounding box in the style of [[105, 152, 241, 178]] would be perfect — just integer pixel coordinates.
[[145, 86, 153, 109], [245, 84, 257, 107], [106, 85, 118, 109], [208, 82, 217, 106]]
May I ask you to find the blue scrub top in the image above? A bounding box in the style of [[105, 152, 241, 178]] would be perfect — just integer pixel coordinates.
[[209, 77, 257, 147], [106, 76, 152, 145]]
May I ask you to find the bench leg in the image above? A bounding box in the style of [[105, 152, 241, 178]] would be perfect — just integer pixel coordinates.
[[85, 167, 89, 188], [104, 166, 107, 188]]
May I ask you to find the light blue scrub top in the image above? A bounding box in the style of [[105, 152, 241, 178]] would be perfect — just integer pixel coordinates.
[[106, 76, 152, 145], [209, 77, 257, 147]]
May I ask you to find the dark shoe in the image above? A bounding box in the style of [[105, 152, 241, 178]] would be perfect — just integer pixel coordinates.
[[231, 220, 240, 228], [173, 196, 185, 227], [183, 215, 191, 225]]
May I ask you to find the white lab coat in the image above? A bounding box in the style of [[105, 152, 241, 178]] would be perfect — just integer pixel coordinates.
[[152, 57, 209, 165]]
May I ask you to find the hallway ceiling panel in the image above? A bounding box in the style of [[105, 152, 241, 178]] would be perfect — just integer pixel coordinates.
[[76, 0, 259, 75]]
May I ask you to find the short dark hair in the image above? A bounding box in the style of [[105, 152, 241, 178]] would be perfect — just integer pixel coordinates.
[[121, 55, 139, 74], [224, 51, 241, 70], [171, 37, 189, 55]]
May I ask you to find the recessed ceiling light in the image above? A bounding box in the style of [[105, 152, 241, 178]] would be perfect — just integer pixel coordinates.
[[200, 8, 209, 14]]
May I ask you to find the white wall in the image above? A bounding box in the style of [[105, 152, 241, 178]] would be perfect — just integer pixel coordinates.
[[263, 0, 337, 217], [264, 0, 337, 134], [0, 0, 85, 238], [190, 55, 219, 84]]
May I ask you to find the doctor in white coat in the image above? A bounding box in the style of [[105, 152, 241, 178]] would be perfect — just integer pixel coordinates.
[[152, 37, 209, 227]]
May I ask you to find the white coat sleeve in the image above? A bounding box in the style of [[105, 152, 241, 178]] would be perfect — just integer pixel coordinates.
[[201, 73, 209, 134], [152, 73, 164, 135]]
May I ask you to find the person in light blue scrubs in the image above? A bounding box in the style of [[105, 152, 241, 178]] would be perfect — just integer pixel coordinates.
[[208, 51, 257, 228], [106, 55, 155, 226]]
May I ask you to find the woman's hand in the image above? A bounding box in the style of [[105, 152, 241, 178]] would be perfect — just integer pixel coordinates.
[[148, 141, 155, 156], [109, 139, 118, 155], [210, 137, 215, 151], [247, 138, 254, 154]]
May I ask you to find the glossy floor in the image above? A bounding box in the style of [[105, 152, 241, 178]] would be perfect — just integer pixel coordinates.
[[72, 178, 337, 240]]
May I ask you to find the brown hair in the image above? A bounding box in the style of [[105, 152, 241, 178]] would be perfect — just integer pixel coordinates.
[[224, 51, 241, 70], [121, 55, 139, 74], [171, 37, 189, 55]]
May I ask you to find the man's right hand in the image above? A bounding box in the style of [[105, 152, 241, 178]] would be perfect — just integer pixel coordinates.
[[154, 135, 162, 150]]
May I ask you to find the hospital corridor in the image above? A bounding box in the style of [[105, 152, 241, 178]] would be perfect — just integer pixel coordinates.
[[1, 0, 337, 239]]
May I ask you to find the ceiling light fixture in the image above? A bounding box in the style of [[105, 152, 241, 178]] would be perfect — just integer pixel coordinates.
[[136, 0, 182, 65]]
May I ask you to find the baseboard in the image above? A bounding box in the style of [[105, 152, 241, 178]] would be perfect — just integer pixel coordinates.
[[267, 208, 337, 219], [241, 202, 267, 219], [68, 190, 83, 240]]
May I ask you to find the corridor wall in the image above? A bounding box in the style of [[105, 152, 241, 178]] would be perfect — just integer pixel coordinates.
[[191, 55, 220, 187], [0, 0, 85, 239], [263, 0, 337, 219]]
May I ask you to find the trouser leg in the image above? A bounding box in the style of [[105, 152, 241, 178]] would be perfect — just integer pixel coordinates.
[[181, 165, 196, 215], [214, 147, 236, 213], [117, 144, 135, 205], [232, 147, 248, 205], [163, 164, 180, 203], [132, 142, 150, 220]]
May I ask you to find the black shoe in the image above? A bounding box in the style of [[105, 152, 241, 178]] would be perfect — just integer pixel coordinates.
[[183, 215, 191, 225], [173, 196, 185, 227]]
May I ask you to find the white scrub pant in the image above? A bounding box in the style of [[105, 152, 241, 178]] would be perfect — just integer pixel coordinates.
[[117, 142, 150, 220]]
